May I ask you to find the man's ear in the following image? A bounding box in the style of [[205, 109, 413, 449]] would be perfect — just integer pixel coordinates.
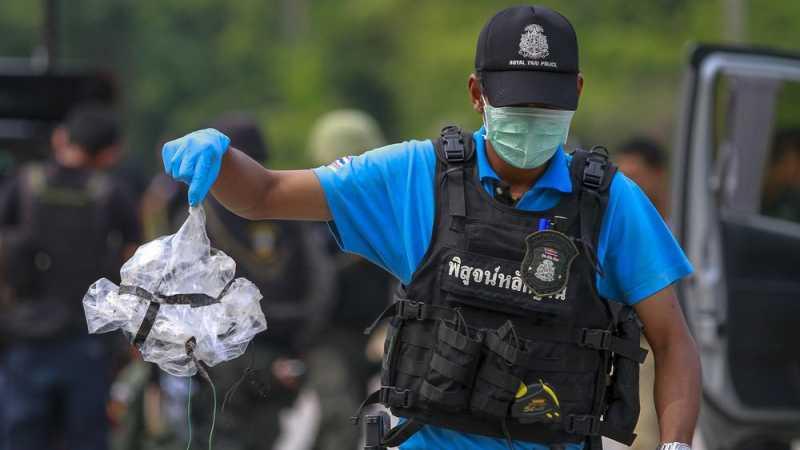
[[468, 73, 485, 114], [577, 73, 584, 98]]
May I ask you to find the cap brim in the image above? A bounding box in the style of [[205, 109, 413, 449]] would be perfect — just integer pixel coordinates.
[[482, 70, 578, 110]]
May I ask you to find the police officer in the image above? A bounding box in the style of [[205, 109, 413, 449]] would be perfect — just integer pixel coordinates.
[[161, 6, 700, 450]]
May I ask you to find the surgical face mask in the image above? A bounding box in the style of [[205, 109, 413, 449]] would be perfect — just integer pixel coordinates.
[[482, 98, 574, 169]]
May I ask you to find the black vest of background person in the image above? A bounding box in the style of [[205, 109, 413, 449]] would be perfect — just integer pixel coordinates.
[[201, 198, 333, 350], [0, 163, 120, 340], [356, 127, 648, 449]]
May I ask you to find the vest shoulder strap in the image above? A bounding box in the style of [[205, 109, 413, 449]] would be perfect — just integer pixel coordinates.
[[431, 126, 474, 232], [568, 146, 617, 277]]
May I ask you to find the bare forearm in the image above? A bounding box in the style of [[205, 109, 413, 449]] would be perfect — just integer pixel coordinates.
[[211, 147, 331, 221], [652, 332, 701, 443], [636, 287, 702, 445]]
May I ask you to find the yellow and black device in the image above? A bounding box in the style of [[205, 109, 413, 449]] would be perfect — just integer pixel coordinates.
[[510, 380, 561, 424]]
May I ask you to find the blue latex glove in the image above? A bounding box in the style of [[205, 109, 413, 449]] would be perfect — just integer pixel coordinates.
[[162, 128, 231, 206]]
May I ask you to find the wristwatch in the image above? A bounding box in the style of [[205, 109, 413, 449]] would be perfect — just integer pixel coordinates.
[[658, 443, 691, 450]]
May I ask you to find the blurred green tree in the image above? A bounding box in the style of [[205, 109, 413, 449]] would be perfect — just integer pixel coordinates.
[[0, 0, 798, 170]]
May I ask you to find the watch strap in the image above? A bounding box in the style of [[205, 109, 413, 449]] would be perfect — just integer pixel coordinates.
[[659, 443, 691, 450]]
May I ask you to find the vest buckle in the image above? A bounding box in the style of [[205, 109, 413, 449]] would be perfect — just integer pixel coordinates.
[[380, 386, 412, 408], [397, 300, 425, 321], [565, 414, 600, 435], [582, 153, 607, 190], [441, 129, 466, 163], [579, 328, 611, 351]]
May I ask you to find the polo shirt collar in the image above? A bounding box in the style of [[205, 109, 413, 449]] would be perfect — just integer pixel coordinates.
[[473, 127, 573, 194]]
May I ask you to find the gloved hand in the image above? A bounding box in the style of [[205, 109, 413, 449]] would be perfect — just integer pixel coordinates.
[[162, 128, 231, 205]]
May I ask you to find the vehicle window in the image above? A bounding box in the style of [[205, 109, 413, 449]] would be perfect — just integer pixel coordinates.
[[760, 81, 800, 225], [711, 73, 800, 225]]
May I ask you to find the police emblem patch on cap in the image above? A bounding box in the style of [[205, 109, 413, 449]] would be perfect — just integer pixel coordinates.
[[521, 230, 578, 297], [519, 24, 549, 60]]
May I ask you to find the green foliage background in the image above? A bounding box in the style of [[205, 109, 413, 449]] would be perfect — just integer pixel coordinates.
[[1, 0, 799, 170]]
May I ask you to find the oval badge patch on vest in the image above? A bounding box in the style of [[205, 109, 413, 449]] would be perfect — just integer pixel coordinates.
[[521, 230, 578, 297]]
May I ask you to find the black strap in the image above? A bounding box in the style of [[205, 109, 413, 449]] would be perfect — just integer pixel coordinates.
[[609, 335, 648, 363], [351, 385, 418, 425], [120, 282, 230, 348], [382, 419, 425, 448], [118, 284, 223, 307], [445, 165, 466, 233], [364, 300, 457, 335], [577, 328, 648, 364], [350, 389, 381, 425], [132, 301, 160, 347], [578, 191, 605, 277], [433, 126, 475, 232]]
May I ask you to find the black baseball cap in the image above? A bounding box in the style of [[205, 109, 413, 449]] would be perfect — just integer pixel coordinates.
[[475, 5, 580, 110]]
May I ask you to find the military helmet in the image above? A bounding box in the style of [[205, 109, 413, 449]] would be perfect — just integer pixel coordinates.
[[309, 109, 385, 165]]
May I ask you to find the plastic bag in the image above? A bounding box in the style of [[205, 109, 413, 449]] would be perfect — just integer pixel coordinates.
[[83, 206, 267, 377]]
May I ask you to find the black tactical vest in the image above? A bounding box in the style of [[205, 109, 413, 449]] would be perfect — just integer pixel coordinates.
[[1, 163, 119, 340], [358, 127, 648, 449]]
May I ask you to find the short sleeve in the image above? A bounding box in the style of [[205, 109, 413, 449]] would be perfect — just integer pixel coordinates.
[[312, 140, 438, 284], [596, 172, 693, 304]]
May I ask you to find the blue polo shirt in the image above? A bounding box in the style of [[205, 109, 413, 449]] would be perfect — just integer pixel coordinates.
[[313, 128, 692, 450]]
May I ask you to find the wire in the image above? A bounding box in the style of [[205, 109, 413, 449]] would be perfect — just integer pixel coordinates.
[[185, 368, 217, 450], [222, 351, 256, 414], [185, 337, 218, 450], [207, 376, 217, 450], [185, 376, 193, 450]]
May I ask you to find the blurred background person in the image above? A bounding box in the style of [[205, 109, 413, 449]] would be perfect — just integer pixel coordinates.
[[616, 137, 670, 219], [154, 113, 334, 450], [612, 136, 670, 450], [0, 103, 141, 450], [304, 109, 394, 450], [761, 128, 800, 223]]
